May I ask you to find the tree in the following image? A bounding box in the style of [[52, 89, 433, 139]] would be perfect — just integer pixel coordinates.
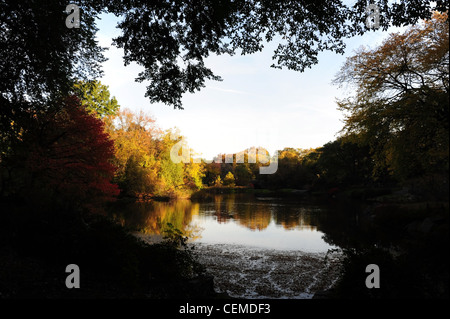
[[314, 138, 374, 187], [214, 176, 223, 187], [1, 0, 106, 158], [73, 80, 120, 117], [106, 0, 447, 109], [2, 0, 448, 200], [203, 162, 221, 186], [1, 0, 105, 104], [223, 172, 236, 187], [2, 0, 447, 117], [19, 96, 119, 209], [184, 158, 205, 190], [334, 12, 449, 180], [104, 108, 160, 184], [104, 113, 204, 197], [234, 164, 254, 186], [263, 147, 316, 189], [103, 109, 160, 196], [121, 154, 155, 197]]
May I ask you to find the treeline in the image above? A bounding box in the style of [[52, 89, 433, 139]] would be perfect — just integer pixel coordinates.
[[202, 12, 449, 200], [201, 142, 374, 192], [1, 12, 448, 210]]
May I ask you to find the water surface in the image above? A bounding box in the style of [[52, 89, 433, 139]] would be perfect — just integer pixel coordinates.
[[110, 194, 339, 252], [108, 193, 357, 298]]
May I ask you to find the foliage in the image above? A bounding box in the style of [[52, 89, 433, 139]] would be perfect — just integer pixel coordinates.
[[1, 2, 449, 299], [234, 164, 254, 186], [121, 154, 155, 196], [213, 175, 223, 187], [161, 222, 190, 248], [73, 80, 120, 117], [1, 0, 106, 159], [35, 97, 118, 207], [334, 12, 449, 181], [223, 172, 236, 187], [104, 110, 204, 198], [314, 138, 374, 187], [103, 109, 158, 196], [184, 158, 205, 190], [1, 0, 442, 113], [0, 96, 119, 211], [103, 0, 447, 109]]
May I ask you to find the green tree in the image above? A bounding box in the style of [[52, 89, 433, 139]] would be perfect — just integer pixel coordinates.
[[203, 162, 221, 186], [184, 158, 205, 190], [73, 80, 120, 117], [158, 130, 189, 194], [159, 151, 184, 194], [234, 164, 254, 186], [121, 154, 155, 197], [104, 108, 160, 188], [264, 148, 313, 189]]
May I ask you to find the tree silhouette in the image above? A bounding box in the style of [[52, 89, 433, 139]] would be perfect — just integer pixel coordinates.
[[2, 0, 447, 115], [334, 12, 449, 180], [1, 0, 106, 162], [107, 0, 447, 109]]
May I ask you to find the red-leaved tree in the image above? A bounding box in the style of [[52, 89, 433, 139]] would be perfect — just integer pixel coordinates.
[[25, 96, 119, 212]]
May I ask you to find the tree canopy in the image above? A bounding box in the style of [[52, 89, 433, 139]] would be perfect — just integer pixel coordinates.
[[73, 80, 120, 117], [1, 0, 107, 161], [2, 96, 119, 209], [334, 11, 449, 180], [0, 1, 106, 106], [106, 0, 448, 109], [2, 0, 446, 114]]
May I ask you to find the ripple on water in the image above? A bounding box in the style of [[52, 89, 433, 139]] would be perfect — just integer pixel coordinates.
[[191, 243, 343, 299]]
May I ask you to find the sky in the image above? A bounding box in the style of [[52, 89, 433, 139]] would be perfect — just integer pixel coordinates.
[[94, 12, 399, 160]]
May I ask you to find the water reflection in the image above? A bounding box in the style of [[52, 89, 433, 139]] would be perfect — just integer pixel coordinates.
[[197, 194, 323, 232], [108, 194, 345, 251], [110, 199, 203, 241]]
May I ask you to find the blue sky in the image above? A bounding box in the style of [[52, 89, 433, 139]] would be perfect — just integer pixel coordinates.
[[95, 13, 399, 160]]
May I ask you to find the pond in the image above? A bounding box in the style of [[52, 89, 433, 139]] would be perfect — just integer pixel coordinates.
[[109, 193, 366, 298]]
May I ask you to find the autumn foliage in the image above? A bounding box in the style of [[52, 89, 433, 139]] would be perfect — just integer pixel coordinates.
[[24, 96, 119, 209], [334, 12, 449, 182], [103, 109, 205, 198]]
